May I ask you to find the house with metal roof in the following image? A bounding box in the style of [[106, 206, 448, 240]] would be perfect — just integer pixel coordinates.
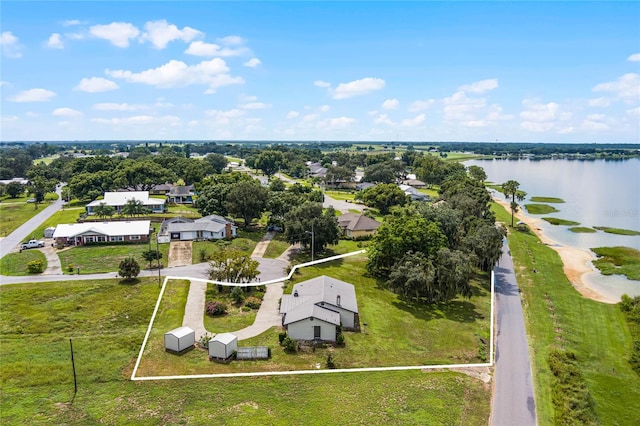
[[280, 276, 359, 341], [159, 215, 237, 242], [52, 220, 151, 246], [336, 213, 380, 238], [85, 191, 166, 215], [399, 184, 430, 202]]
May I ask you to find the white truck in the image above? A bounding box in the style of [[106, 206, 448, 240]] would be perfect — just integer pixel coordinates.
[[21, 240, 45, 250]]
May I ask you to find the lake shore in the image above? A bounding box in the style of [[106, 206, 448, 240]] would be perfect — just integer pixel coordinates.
[[493, 197, 617, 304]]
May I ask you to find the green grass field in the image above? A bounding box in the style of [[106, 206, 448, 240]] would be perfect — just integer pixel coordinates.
[[192, 231, 262, 263], [0, 278, 490, 423], [57, 243, 170, 273], [569, 227, 597, 233], [594, 226, 640, 236], [542, 217, 580, 226], [0, 203, 44, 236], [524, 204, 560, 214], [324, 190, 356, 201], [494, 203, 640, 425], [30, 207, 85, 240], [591, 246, 640, 281], [530, 196, 565, 203], [0, 250, 47, 275], [262, 233, 291, 259]]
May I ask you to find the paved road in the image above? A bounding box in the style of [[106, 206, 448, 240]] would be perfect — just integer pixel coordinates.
[[0, 185, 64, 260], [491, 239, 537, 426]]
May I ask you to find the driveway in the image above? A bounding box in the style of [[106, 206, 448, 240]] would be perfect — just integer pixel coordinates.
[[491, 239, 536, 426], [41, 241, 62, 275], [167, 241, 192, 268], [323, 193, 365, 214]]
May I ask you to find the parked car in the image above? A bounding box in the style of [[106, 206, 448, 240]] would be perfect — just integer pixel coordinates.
[[26, 198, 36, 203], [21, 240, 45, 250]]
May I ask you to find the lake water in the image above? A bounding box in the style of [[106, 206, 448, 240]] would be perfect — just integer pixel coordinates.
[[465, 157, 640, 299]]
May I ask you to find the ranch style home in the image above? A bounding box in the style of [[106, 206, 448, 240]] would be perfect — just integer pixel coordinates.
[[280, 276, 359, 342], [158, 215, 237, 242], [52, 220, 151, 246], [336, 213, 380, 238], [85, 191, 166, 215]]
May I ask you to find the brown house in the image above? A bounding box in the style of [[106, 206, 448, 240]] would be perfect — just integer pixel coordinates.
[[337, 213, 380, 238]]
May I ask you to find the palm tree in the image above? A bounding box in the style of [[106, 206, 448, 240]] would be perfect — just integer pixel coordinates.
[[93, 202, 115, 220], [501, 180, 526, 228], [121, 199, 146, 217]]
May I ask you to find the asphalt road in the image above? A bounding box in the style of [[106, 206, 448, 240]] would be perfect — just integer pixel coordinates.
[[491, 239, 537, 426], [0, 185, 64, 260]]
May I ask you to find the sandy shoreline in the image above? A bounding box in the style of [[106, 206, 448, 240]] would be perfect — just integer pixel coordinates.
[[493, 197, 617, 304]]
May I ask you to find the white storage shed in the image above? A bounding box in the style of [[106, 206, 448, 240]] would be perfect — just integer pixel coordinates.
[[44, 227, 56, 238], [208, 333, 238, 359], [164, 326, 195, 353]]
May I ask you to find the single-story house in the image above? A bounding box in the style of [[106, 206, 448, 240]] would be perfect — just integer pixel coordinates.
[[337, 213, 380, 238], [149, 183, 172, 195], [159, 215, 237, 242], [52, 220, 151, 246], [209, 333, 238, 360], [355, 182, 376, 191], [167, 185, 195, 204], [280, 276, 359, 342], [307, 162, 327, 178], [399, 184, 430, 202], [164, 326, 195, 353], [86, 191, 166, 215], [402, 179, 427, 188]]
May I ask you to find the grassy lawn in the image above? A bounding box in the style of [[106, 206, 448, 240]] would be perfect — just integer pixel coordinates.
[[166, 203, 201, 218], [202, 284, 260, 333], [30, 207, 85, 240], [324, 190, 356, 201], [418, 187, 440, 198], [524, 203, 559, 214], [594, 226, 640, 236], [0, 203, 44, 236], [542, 217, 580, 226], [530, 196, 565, 203], [263, 233, 291, 259], [493, 203, 640, 425], [192, 231, 263, 263], [570, 227, 597, 233], [0, 278, 490, 424], [0, 250, 47, 275], [57, 243, 170, 274], [591, 246, 640, 281]]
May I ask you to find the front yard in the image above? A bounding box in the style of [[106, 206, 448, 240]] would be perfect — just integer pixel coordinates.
[[57, 243, 170, 274]]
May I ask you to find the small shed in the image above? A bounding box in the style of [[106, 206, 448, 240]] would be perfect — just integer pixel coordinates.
[[208, 333, 238, 360], [44, 227, 56, 238], [164, 326, 195, 353]]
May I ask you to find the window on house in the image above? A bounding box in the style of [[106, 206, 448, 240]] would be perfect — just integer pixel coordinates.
[[130, 235, 141, 240]]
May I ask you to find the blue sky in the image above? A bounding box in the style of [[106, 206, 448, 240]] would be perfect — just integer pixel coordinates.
[[1, 1, 639, 142]]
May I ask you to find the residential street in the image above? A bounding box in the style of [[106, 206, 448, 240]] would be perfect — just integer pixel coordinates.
[[0, 185, 64, 260], [491, 239, 537, 426]]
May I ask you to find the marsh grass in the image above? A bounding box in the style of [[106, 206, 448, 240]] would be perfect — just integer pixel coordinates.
[[591, 246, 640, 281], [569, 227, 597, 233], [531, 197, 565, 203], [594, 226, 640, 236], [542, 217, 580, 226], [525, 204, 559, 214]]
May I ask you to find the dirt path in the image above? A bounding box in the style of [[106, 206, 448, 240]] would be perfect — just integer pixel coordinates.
[[168, 241, 192, 268]]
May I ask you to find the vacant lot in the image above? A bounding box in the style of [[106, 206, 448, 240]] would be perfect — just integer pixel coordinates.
[[0, 278, 490, 424], [58, 243, 170, 273], [0, 203, 43, 236]]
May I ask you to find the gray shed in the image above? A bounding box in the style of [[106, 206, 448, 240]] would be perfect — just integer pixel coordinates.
[[44, 227, 56, 238], [208, 333, 238, 359], [164, 326, 195, 353]]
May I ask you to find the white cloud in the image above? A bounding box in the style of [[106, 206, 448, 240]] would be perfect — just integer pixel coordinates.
[[52, 107, 83, 118], [520, 98, 571, 132], [626, 107, 640, 116], [9, 88, 56, 102], [581, 120, 609, 131], [0, 80, 9, 86], [92, 102, 145, 111], [1, 31, 22, 58], [320, 116, 356, 129], [107, 58, 244, 92], [628, 53, 640, 62], [47, 33, 64, 49], [204, 108, 245, 125], [588, 97, 611, 107], [303, 113, 319, 122], [400, 114, 426, 127], [319, 105, 330, 112], [587, 113, 605, 120], [25, 112, 39, 118], [374, 113, 395, 126], [89, 22, 140, 48], [485, 105, 514, 122], [141, 20, 202, 49], [1, 115, 19, 123], [408, 99, 434, 112], [558, 126, 575, 134], [286, 111, 300, 119], [218, 35, 245, 45], [592, 73, 640, 101], [243, 58, 261, 68], [92, 115, 181, 126], [444, 91, 486, 121], [240, 102, 271, 109], [458, 78, 498, 94], [382, 98, 399, 110], [62, 20, 81, 26], [314, 80, 331, 88], [333, 77, 385, 99], [74, 77, 119, 93], [188, 120, 199, 127], [184, 40, 248, 57]]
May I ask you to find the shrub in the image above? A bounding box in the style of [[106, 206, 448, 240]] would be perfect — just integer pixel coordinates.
[[326, 353, 336, 369], [278, 331, 287, 345], [66, 264, 74, 273], [253, 291, 265, 300], [205, 300, 227, 316], [336, 333, 345, 346], [282, 336, 297, 353], [118, 257, 140, 280], [198, 333, 213, 348], [241, 306, 251, 312], [199, 248, 208, 262], [230, 286, 245, 305], [27, 260, 44, 274], [245, 296, 262, 310]]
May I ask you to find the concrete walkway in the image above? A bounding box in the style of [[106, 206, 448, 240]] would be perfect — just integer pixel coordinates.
[[250, 231, 276, 258], [41, 241, 62, 275], [182, 280, 208, 340]]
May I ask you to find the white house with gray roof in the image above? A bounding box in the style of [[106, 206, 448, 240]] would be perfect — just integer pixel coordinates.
[[86, 191, 166, 215], [280, 276, 359, 341], [159, 215, 237, 242]]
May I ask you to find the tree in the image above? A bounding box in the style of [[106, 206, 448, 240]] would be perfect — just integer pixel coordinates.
[[501, 180, 526, 228], [359, 183, 409, 214], [464, 223, 504, 271], [30, 176, 55, 206], [93, 202, 115, 219], [207, 248, 260, 283], [433, 248, 472, 301], [467, 165, 487, 183], [5, 181, 24, 198], [362, 161, 399, 184], [121, 199, 150, 217], [196, 172, 253, 217], [142, 249, 163, 269], [269, 177, 286, 192], [324, 165, 355, 187], [284, 202, 339, 254], [204, 153, 228, 174], [387, 251, 436, 301], [114, 160, 176, 191], [255, 150, 285, 177], [225, 180, 269, 228], [68, 171, 114, 200], [119, 257, 140, 281]]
